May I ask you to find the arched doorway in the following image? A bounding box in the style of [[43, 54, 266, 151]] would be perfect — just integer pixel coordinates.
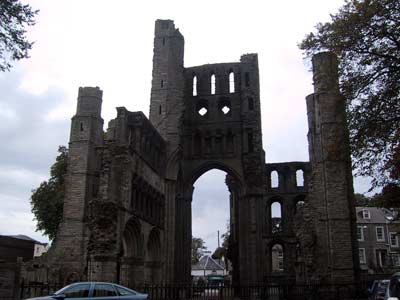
[[191, 169, 230, 281], [145, 228, 162, 283], [120, 218, 143, 288], [176, 162, 244, 285]]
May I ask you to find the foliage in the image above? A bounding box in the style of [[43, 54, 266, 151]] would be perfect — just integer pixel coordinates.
[[212, 247, 226, 260], [299, 0, 400, 190], [354, 193, 370, 206], [212, 222, 231, 261], [191, 237, 207, 264], [0, 0, 38, 71], [368, 184, 400, 209], [31, 146, 67, 240]]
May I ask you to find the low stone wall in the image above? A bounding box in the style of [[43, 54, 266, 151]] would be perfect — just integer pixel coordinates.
[[0, 260, 22, 300]]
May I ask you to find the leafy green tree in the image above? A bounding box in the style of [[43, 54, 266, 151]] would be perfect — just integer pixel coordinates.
[[31, 146, 67, 240], [191, 237, 207, 264], [299, 0, 400, 192], [0, 0, 39, 71]]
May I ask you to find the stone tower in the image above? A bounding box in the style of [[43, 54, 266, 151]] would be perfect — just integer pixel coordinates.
[[50, 87, 103, 278], [306, 52, 358, 283], [149, 19, 185, 153]]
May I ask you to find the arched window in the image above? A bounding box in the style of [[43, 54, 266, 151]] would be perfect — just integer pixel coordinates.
[[122, 220, 142, 258], [294, 195, 306, 214], [229, 71, 235, 93], [296, 169, 304, 187], [193, 76, 197, 96], [271, 244, 284, 272], [211, 74, 216, 95], [271, 201, 282, 234], [271, 171, 279, 188], [147, 229, 161, 261]]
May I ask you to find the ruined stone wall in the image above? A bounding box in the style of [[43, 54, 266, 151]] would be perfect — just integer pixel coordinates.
[[263, 162, 310, 283], [87, 107, 166, 285], [178, 53, 266, 284], [0, 260, 22, 300], [20, 20, 359, 289]]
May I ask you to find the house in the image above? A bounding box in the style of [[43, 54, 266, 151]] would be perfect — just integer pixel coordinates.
[[9, 235, 49, 257], [356, 207, 400, 273], [0, 235, 48, 262], [191, 255, 227, 278]]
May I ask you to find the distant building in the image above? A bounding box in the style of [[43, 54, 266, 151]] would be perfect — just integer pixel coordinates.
[[0, 235, 48, 262], [191, 255, 227, 278], [356, 207, 400, 273]]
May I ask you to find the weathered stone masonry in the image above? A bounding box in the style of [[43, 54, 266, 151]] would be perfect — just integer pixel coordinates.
[[22, 20, 358, 287]]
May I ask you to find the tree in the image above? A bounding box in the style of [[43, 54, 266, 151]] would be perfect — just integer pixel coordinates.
[[0, 0, 39, 71], [191, 237, 207, 264], [299, 0, 400, 192], [31, 146, 67, 240], [212, 222, 231, 262], [354, 193, 370, 206]]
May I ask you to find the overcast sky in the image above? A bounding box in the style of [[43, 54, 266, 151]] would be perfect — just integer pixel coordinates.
[[0, 0, 374, 252]]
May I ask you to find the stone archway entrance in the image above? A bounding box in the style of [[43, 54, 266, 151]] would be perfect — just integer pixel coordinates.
[[145, 228, 162, 283], [186, 164, 244, 284], [120, 219, 143, 288]]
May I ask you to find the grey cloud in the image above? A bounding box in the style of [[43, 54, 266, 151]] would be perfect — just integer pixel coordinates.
[[0, 67, 70, 240]]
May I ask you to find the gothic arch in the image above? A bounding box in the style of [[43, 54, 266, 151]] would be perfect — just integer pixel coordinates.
[[122, 218, 142, 258], [147, 228, 161, 261], [185, 161, 243, 191]]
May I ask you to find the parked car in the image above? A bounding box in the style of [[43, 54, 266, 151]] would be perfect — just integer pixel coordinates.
[[25, 282, 148, 300], [368, 280, 389, 300], [385, 272, 400, 300]]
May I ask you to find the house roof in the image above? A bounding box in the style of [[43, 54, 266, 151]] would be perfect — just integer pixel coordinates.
[[356, 207, 397, 224], [8, 235, 47, 245], [192, 255, 225, 271]]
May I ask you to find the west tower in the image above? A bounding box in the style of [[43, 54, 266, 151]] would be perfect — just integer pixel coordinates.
[[149, 19, 185, 154]]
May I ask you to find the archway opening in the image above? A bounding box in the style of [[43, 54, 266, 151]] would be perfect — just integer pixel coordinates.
[[271, 244, 284, 272], [120, 219, 142, 287], [191, 168, 235, 283], [271, 201, 282, 234]]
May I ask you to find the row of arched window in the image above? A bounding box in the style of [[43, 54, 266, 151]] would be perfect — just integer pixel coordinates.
[[130, 176, 165, 227], [270, 169, 304, 188], [192, 72, 235, 96]]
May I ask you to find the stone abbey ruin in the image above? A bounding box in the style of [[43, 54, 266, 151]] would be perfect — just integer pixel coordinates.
[[24, 19, 359, 286]]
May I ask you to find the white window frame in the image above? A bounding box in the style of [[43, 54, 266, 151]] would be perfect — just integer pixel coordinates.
[[357, 226, 364, 241], [390, 232, 399, 247], [392, 254, 400, 267], [376, 226, 385, 242], [362, 209, 370, 219], [359, 248, 366, 264]]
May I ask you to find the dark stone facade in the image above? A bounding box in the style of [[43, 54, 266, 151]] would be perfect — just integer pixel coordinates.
[[21, 20, 358, 287]]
